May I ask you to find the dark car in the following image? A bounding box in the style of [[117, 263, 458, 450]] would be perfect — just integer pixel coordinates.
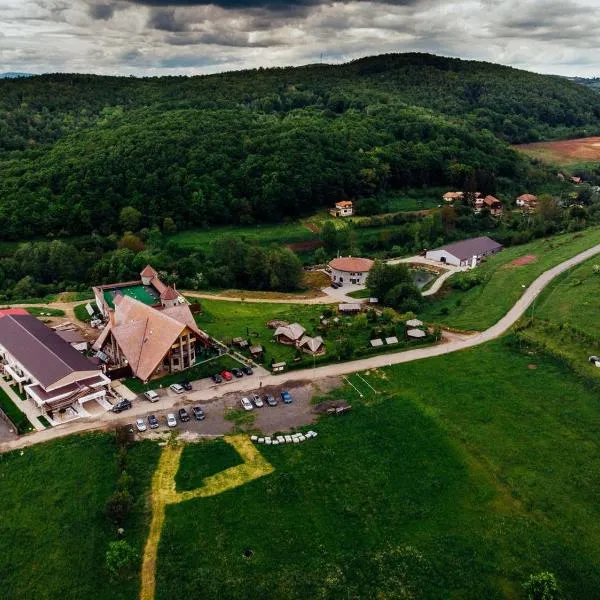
[[212, 373, 223, 384], [180, 380, 193, 391], [263, 394, 277, 407], [178, 408, 190, 422], [148, 414, 159, 429], [281, 391, 293, 404], [192, 406, 205, 421], [242, 365, 253, 376], [231, 368, 244, 378], [330, 281, 339, 289], [112, 399, 132, 413]]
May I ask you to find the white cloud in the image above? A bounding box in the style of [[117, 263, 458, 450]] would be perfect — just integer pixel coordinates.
[[0, 0, 598, 76]]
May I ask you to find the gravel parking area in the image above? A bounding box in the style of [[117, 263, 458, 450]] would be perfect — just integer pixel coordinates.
[[131, 377, 341, 440]]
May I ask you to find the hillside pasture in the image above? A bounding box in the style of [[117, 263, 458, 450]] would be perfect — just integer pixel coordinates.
[[420, 228, 600, 330], [155, 339, 600, 600]]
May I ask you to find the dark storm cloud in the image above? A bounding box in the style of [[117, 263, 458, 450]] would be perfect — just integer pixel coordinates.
[[131, 0, 419, 11], [148, 9, 189, 31], [166, 31, 284, 46], [88, 3, 116, 20]]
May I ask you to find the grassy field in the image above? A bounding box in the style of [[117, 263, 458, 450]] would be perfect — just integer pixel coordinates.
[[175, 439, 244, 491], [0, 387, 33, 434], [420, 228, 600, 330], [170, 222, 317, 251], [512, 254, 600, 383], [514, 136, 600, 169], [195, 298, 430, 368], [123, 354, 242, 394], [0, 433, 160, 599], [154, 338, 600, 599]]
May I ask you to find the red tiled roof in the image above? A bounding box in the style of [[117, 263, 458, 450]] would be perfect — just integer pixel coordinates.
[[0, 308, 29, 317], [335, 200, 353, 208], [329, 257, 375, 272], [517, 194, 537, 203], [140, 265, 158, 278], [483, 195, 502, 206], [160, 286, 179, 301]]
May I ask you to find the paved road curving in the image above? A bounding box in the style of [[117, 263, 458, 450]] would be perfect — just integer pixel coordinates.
[[2, 242, 600, 453]]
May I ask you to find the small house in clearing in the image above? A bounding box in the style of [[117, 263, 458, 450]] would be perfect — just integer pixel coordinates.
[[475, 195, 503, 217], [330, 200, 354, 217], [425, 236, 503, 267], [298, 335, 325, 355], [516, 194, 538, 211]]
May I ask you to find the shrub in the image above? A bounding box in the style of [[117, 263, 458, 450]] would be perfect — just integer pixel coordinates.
[[522, 572, 561, 600], [105, 540, 138, 581], [105, 490, 134, 525]]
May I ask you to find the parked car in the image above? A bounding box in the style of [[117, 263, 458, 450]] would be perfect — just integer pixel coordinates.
[[112, 399, 132, 413], [281, 390, 293, 404], [231, 368, 244, 378], [178, 408, 190, 422], [264, 394, 277, 407], [252, 394, 264, 408], [148, 414, 159, 429], [192, 406, 205, 421], [180, 380, 193, 391], [144, 390, 159, 402], [242, 365, 253, 376], [167, 413, 177, 427], [212, 373, 223, 384], [170, 383, 185, 394], [330, 281, 339, 289], [135, 418, 147, 432], [221, 370, 233, 381], [240, 397, 253, 411]]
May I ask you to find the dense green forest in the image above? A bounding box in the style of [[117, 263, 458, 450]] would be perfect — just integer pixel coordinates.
[[2, 53, 600, 239]]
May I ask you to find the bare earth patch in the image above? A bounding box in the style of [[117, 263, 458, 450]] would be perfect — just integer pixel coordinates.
[[508, 255, 538, 268], [514, 136, 600, 164]]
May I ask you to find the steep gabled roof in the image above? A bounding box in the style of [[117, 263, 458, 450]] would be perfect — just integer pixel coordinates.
[[274, 323, 306, 341], [140, 265, 158, 278], [103, 296, 199, 381], [160, 286, 179, 301]]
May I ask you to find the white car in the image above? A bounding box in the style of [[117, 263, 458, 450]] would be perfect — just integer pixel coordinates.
[[167, 413, 177, 427], [169, 383, 184, 394], [143, 390, 159, 402], [240, 397, 254, 411], [252, 394, 264, 408], [135, 418, 147, 432]]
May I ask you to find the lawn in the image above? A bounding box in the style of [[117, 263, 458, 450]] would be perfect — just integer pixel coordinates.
[[74, 302, 97, 322], [420, 228, 600, 330], [123, 354, 243, 394], [0, 388, 33, 434], [154, 338, 600, 599], [0, 433, 160, 599], [25, 306, 66, 318], [195, 298, 433, 369]]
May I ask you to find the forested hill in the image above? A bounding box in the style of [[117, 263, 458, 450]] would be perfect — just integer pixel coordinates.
[[1, 52, 600, 239]]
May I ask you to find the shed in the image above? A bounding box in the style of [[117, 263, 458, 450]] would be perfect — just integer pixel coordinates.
[[370, 338, 384, 347], [339, 303, 362, 313], [425, 236, 503, 267], [249, 345, 264, 358], [385, 336, 399, 345]]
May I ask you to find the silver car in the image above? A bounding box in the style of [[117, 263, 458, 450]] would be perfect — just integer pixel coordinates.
[[170, 383, 185, 394], [167, 413, 177, 427], [135, 418, 147, 432], [252, 394, 264, 408], [240, 397, 253, 411]]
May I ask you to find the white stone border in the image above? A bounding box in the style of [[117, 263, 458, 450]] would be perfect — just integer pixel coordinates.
[[251, 431, 317, 445]]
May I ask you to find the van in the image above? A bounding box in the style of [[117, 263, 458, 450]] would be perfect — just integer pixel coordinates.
[[143, 390, 159, 402]]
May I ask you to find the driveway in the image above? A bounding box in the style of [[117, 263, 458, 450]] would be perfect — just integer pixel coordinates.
[[2, 241, 600, 453]]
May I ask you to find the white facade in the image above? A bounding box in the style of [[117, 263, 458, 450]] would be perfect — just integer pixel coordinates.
[[330, 267, 369, 285], [424, 249, 466, 267]]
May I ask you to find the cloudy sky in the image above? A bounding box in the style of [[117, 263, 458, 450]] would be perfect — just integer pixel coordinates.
[[1, 0, 599, 76]]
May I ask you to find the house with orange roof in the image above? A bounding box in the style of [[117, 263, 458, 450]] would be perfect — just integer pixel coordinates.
[[92, 296, 210, 382], [516, 194, 538, 212], [328, 256, 374, 286], [330, 200, 354, 217], [474, 195, 504, 217]]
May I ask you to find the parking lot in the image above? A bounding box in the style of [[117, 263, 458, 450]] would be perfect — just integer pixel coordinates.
[[126, 377, 341, 439]]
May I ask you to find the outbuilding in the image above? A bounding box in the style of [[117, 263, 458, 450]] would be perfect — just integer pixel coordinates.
[[425, 236, 503, 268], [328, 257, 374, 286]]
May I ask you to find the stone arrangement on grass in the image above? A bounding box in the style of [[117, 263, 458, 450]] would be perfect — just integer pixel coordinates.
[[250, 431, 318, 445]]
